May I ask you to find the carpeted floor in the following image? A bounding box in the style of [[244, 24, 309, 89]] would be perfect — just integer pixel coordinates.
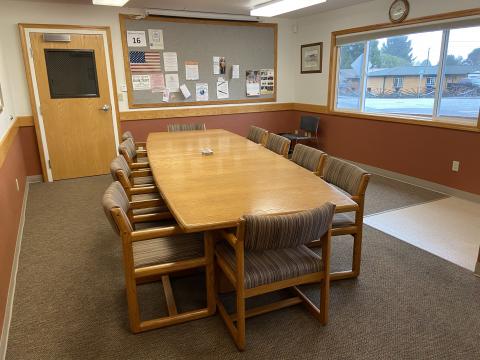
[[5, 175, 479, 359]]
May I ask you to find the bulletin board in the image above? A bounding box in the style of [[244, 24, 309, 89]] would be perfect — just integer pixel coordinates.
[[120, 14, 277, 108]]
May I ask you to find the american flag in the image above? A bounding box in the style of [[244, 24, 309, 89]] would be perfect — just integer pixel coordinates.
[[129, 51, 162, 72]]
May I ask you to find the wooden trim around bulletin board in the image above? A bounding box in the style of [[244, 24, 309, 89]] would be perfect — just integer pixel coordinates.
[[119, 14, 278, 109]]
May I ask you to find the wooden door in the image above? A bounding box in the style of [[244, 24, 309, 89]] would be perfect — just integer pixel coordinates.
[[30, 33, 116, 180]]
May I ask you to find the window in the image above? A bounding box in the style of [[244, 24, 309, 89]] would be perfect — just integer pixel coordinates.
[[426, 77, 436, 88], [45, 49, 99, 99], [438, 25, 480, 121], [392, 77, 403, 89], [335, 23, 480, 125]]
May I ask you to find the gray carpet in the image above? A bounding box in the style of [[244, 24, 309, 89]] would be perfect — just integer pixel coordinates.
[[6, 175, 480, 359]]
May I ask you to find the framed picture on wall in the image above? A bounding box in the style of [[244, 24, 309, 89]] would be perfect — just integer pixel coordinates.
[[301, 42, 322, 74]]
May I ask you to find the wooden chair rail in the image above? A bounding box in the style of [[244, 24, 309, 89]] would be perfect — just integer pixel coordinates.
[[131, 169, 152, 177], [129, 185, 157, 195], [130, 198, 164, 210], [132, 212, 173, 224]]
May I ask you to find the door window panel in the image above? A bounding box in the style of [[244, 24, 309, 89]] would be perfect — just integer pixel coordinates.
[[44, 49, 99, 99]]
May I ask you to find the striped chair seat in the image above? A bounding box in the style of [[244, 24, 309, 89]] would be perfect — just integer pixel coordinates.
[[167, 123, 206, 132], [133, 176, 155, 187], [216, 243, 322, 289], [133, 233, 204, 268], [333, 213, 355, 227], [132, 206, 169, 216]]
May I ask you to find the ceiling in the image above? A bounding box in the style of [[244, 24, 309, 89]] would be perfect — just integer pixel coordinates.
[[19, 0, 374, 18]]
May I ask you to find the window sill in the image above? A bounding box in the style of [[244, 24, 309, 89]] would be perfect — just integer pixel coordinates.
[[329, 109, 480, 133]]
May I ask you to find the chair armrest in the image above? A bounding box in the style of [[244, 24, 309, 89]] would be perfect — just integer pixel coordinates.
[[131, 225, 184, 242], [130, 162, 150, 170], [135, 141, 147, 148], [129, 185, 158, 195], [136, 149, 148, 155], [130, 198, 164, 209], [132, 169, 152, 177], [132, 211, 173, 224]]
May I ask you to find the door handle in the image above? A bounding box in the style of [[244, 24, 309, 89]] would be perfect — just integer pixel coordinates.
[[100, 104, 111, 112]]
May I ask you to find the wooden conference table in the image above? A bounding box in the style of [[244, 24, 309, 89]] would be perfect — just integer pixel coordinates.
[[146, 129, 357, 232]]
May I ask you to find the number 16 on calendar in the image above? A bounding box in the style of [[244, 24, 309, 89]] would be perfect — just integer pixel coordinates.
[[127, 31, 147, 47]]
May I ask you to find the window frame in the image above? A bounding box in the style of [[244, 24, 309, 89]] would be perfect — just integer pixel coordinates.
[[328, 9, 480, 131]]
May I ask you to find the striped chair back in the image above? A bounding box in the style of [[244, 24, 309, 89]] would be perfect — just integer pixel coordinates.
[[122, 131, 134, 141], [247, 126, 268, 144], [265, 133, 291, 157], [243, 202, 336, 251], [110, 156, 133, 191], [291, 144, 326, 173], [102, 181, 133, 235], [323, 157, 367, 195], [118, 138, 137, 164], [167, 123, 206, 132]]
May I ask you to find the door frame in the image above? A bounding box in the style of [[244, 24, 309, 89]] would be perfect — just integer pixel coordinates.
[[19, 24, 121, 182]]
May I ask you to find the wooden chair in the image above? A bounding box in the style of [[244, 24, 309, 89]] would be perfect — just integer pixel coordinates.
[[215, 203, 336, 350], [122, 130, 146, 149], [167, 123, 206, 132], [312, 157, 370, 280], [291, 143, 327, 176], [110, 155, 155, 192], [119, 138, 149, 170], [102, 181, 216, 333], [246, 126, 268, 145], [280, 115, 320, 150], [264, 133, 291, 158]]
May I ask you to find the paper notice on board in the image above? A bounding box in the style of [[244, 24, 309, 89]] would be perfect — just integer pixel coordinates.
[[150, 73, 165, 92], [260, 69, 274, 95], [232, 65, 240, 79], [180, 84, 192, 99], [213, 56, 220, 75], [127, 31, 147, 47], [163, 52, 178, 72], [216, 78, 229, 99], [132, 74, 151, 90], [165, 73, 180, 92], [185, 61, 199, 80], [196, 83, 209, 101], [148, 29, 164, 50], [246, 70, 260, 96], [162, 89, 170, 102]]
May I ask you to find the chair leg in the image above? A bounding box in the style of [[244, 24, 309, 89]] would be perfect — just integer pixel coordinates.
[[235, 293, 246, 351], [319, 277, 329, 325], [204, 232, 217, 315], [352, 231, 363, 278], [126, 276, 142, 333]]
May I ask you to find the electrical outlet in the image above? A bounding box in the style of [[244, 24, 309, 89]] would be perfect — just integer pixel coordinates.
[[452, 160, 460, 172], [15, 178, 19, 191]]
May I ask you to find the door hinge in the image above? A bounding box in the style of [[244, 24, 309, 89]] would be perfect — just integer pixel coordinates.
[[48, 160, 52, 169]]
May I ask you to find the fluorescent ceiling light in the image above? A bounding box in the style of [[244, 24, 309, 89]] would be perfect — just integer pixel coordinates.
[[92, 0, 129, 6], [251, 0, 327, 17]]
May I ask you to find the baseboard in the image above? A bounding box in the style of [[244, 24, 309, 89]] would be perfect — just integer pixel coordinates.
[[347, 161, 480, 204], [27, 175, 42, 184], [0, 179, 30, 359]]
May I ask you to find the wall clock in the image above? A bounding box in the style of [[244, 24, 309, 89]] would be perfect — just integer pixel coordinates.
[[389, 0, 410, 23]]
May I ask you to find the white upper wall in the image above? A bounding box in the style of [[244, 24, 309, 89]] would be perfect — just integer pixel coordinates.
[[0, 0, 295, 128], [0, 35, 15, 141], [293, 0, 480, 105]]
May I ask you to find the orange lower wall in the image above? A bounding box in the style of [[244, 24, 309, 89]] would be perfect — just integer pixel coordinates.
[[294, 111, 480, 195], [0, 130, 29, 337], [122, 111, 297, 141]]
